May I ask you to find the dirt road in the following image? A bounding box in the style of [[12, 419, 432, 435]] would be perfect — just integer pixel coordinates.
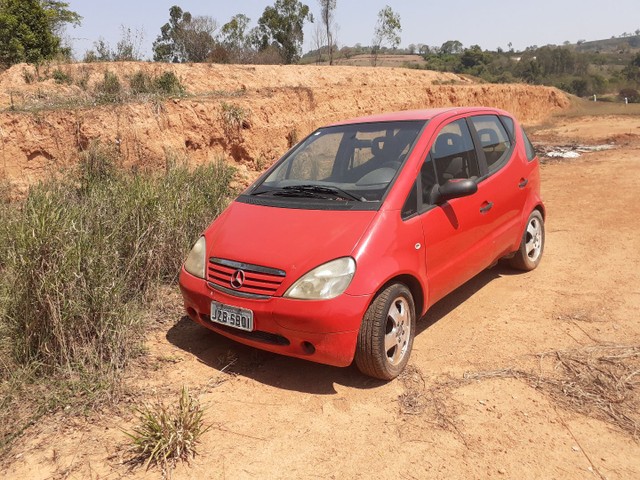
[[3, 115, 640, 479]]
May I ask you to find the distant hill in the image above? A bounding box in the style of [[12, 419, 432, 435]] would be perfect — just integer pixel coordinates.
[[573, 35, 640, 53]]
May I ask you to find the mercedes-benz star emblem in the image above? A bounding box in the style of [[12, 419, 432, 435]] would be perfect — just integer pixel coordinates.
[[230, 270, 245, 289]]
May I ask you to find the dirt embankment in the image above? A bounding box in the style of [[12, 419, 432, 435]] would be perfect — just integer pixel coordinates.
[[0, 62, 569, 192]]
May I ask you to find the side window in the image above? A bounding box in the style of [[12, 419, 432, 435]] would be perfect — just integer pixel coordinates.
[[431, 119, 480, 186], [521, 128, 536, 161], [401, 179, 418, 219], [500, 115, 515, 139], [421, 155, 437, 205], [469, 115, 512, 174]]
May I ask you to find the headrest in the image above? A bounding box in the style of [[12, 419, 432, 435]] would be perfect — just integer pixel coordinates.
[[477, 128, 499, 146], [433, 133, 462, 157]]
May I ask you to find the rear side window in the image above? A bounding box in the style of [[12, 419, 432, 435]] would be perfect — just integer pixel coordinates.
[[500, 115, 515, 139], [469, 115, 512, 174], [522, 128, 537, 161]]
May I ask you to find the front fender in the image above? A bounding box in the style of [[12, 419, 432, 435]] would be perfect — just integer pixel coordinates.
[[347, 210, 429, 315]]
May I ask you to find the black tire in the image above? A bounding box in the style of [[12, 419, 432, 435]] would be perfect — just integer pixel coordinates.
[[510, 210, 545, 271], [355, 283, 416, 380]]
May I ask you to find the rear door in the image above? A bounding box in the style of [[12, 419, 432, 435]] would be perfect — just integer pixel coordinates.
[[468, 115, 528, 258]]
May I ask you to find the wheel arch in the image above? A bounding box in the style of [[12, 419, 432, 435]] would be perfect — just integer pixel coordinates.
[[376, 274, 425, 318]]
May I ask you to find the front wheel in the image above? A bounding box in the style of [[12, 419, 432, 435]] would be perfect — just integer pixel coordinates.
[[510, 210, 545, 271], [355, 283, 416, 380]]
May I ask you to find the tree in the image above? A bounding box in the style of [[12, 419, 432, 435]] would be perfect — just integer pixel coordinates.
[[0, 0, 80, 66], [219, 14, 251, 63], [371, 5, 401, 66], [318, 0, 336, 65], [257, 0, 313, 64], [41, 0, 80, 35], [460, 45, 487, 69], [623, 53, 640, 83], [311, 21, 327, 63], [440, 40, 463, 55], [221, 14, 250, 51], [153, 5, 218, 63]]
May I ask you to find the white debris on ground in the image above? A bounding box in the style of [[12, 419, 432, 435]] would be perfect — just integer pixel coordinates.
[[535, 143, 616, 160], [547, 150, 581, 158]]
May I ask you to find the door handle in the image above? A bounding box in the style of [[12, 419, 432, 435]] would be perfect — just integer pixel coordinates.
[[518, 178, 529, 188], [480, 201, 493, 214]]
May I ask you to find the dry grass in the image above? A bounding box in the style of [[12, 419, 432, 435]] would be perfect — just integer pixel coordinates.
[[398, 364, 427, 415], [397, 344, 640, 440], [125, 387, 210, 474], [552, 96, 640, 118], [464, 345, 640, 439]]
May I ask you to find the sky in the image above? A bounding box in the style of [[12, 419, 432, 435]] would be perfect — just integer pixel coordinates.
[[63, 0, 640, 60]]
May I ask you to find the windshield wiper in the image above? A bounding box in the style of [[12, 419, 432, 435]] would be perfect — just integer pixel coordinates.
[[283, 185, 363, 201], [252, 185, 363, 201]]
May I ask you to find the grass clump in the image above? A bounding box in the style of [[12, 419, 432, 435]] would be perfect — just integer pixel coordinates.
[[0, 143, 235, 449], [153, 71, 185, 96], [95, 70, 123, 103], [220, 102, 250, 141], [52, 68, 72, 85], [129, 71, 185, 97], [125, 387, 210, 471]]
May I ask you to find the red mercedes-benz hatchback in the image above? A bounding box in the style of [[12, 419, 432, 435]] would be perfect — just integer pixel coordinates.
[[179, 107, 545, 379]]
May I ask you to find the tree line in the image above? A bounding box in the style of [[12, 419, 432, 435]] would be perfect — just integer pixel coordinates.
[[0, 0, 401, 67], [1, 1, 639, 101]]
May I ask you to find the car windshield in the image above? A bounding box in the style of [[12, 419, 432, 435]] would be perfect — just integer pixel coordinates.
[[251, 120, 426, 203]]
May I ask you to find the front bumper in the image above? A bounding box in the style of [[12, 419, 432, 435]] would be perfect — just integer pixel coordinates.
[[179, 267, 372, 367]]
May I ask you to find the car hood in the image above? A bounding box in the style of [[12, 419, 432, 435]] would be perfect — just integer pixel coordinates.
[[206, 201, 377, 284]]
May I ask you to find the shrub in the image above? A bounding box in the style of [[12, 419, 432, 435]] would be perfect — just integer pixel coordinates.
[[52, 68, 72, 85], [95, 71, 122, 103], [129, 71, 154, 95], [129, 71, 185, 97], [0, 147, 235, 378], [220, 102, 249, 141], [125, 387, 210, 471], [619, 88, 640, 103], [153, 71, 185, 96]]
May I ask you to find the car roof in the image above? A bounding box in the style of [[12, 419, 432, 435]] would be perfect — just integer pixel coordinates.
[[327, 107, 510, 127]]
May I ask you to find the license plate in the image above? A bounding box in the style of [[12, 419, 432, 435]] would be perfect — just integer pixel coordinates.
[[210, 302, 254, 332]]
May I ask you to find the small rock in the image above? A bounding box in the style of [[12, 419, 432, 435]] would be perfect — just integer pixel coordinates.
[[572, 445, 580, 452], [498, 468, 506, 475]]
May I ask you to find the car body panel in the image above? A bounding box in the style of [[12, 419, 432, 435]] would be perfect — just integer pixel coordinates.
[[207, 201, 377, 294]]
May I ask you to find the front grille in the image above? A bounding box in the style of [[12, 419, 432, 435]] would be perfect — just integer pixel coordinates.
[[207, 257, 286, 299]]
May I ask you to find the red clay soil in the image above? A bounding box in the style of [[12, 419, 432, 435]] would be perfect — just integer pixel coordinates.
[[0, 62, 569, 194]]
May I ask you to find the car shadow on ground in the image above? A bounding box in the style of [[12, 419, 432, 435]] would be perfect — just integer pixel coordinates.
[[166, 263, 512, 395]]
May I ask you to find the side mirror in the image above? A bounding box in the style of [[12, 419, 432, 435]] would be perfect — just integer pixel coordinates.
[[434, 178, 477, 204]]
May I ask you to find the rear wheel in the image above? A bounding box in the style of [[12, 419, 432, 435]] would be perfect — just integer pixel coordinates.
[[510, 210, 545, 271], [355, 283, 416, 380]]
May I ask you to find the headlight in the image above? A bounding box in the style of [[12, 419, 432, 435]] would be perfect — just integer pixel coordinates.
[[184, 236, 207, 279], [284, 257, 356, 300]]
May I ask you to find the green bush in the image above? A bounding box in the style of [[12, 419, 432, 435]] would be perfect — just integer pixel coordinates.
[[95, 71, 123, 103], [52, 68, 72, 85], [129, 71, 185, 97], [153, 71, 185, 96], [129, 71, 154, 95]]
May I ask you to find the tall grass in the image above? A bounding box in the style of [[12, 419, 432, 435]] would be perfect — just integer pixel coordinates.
[[0, 144, 234, 447]]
